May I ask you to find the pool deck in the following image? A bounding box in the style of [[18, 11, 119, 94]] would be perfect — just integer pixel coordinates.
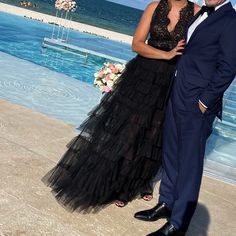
[[0, 99, 235, 236]]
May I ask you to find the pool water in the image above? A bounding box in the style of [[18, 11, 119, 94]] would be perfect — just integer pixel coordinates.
[[0, 11, 135, 84], [0, 51, 101, 126], [0, 10, 235, 183]]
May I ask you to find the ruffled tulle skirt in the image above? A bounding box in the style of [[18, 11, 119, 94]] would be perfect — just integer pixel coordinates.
[[42, 55, 176, 212]]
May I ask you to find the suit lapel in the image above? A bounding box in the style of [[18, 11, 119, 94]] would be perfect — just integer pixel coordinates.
[[186, 2, 233, 46], [189, 10, 202, 27], [184, 11, 202, 40]]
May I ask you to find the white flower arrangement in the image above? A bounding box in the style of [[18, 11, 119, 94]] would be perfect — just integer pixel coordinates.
[[94, 62, 125, 93], [55, 0, 77, 12]]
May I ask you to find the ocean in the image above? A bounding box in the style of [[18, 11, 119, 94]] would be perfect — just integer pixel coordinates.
[[0, 0, 143, 35]]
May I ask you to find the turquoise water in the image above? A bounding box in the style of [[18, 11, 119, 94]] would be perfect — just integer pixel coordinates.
[[0, 11, 135, 83], [0, 10, 235, 182], [0, 0, 143, 35], [0, 51, 101, 126]]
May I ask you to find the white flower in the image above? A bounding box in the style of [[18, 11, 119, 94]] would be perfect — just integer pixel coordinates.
[[116, 64, 125, 71], [95, 80, 103, 86], [55, 0, 77, 12], [104, 68, 112, 74], [107, 80, 114, 87], [109, 74, 116, 80]]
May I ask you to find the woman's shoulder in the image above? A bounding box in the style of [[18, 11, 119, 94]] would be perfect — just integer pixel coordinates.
[[144, 1, 160, 12]]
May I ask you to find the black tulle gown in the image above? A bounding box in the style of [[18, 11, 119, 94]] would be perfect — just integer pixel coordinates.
[[42, 0, 194, 212]]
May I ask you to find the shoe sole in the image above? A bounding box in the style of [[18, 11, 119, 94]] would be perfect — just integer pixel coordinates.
[[134, 215, 170, 222]]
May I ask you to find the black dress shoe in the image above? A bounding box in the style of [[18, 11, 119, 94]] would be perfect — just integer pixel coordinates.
[[147, 222, 186, 236], [134, 202, 171, 222]]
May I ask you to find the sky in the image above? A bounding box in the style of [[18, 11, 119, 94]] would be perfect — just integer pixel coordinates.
[[108, 0, 236, 10]]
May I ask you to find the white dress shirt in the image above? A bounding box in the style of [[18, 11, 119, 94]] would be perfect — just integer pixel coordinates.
[[186, 0, 229, 108], [187, 0, 229, 43]]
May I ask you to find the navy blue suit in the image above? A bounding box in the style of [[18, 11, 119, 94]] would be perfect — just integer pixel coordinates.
[[159, 2, 236, 231]]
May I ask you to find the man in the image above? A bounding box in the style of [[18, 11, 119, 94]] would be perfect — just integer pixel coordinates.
[[134, 0, 236, 235]]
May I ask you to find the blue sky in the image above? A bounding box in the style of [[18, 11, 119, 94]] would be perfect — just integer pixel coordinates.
[[108, 0, 236, 10], [108, 0, 153, 9]]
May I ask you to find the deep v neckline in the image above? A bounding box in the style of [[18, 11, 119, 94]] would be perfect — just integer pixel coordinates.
[[166, 1, 189, 34]]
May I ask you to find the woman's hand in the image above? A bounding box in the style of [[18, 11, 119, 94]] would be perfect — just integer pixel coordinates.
[[165, 39, 186, 60]]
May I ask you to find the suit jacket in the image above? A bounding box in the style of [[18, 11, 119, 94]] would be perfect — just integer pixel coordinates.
[[173, 2, 236, 119]]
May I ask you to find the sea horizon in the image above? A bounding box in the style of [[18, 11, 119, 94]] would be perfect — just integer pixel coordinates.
[[0, 0, 143, 36]]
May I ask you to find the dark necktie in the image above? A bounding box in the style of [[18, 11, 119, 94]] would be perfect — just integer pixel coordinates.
[[200, 5, 215, 16]]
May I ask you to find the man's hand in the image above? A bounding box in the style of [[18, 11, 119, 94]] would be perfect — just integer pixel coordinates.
[[199, 101, 207, 114]]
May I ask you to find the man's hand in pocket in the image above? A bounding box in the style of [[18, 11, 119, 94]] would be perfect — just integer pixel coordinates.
[[199, 101, 207, 114]]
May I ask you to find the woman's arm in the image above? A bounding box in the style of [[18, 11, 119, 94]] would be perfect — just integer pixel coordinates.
[[132, 1, 184, 60]]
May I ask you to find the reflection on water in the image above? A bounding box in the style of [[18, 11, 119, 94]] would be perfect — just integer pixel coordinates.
[[0, 11, 134, 84], [205, 79, 236, 183]]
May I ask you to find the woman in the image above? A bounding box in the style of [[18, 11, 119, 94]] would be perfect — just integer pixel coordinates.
[[42, 0, 200, 210]]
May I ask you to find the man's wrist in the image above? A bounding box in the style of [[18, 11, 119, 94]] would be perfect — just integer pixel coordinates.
[[199, 100, 208, 109]]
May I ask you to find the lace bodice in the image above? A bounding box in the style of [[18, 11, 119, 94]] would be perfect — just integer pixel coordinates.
[[148, 0, 194, 51]]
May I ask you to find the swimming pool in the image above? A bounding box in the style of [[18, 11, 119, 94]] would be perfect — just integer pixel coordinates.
[[0, 11, 135, 84], [0, 10, 235, 183]]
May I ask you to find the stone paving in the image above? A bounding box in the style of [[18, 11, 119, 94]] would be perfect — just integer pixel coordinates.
[[0, 99, 236, 236]]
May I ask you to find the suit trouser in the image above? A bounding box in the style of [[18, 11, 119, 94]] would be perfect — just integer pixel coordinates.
[[159, 97, 215, 231]]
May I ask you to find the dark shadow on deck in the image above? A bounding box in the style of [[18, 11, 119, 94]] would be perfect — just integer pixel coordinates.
[[187, 203, 210, 236]]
